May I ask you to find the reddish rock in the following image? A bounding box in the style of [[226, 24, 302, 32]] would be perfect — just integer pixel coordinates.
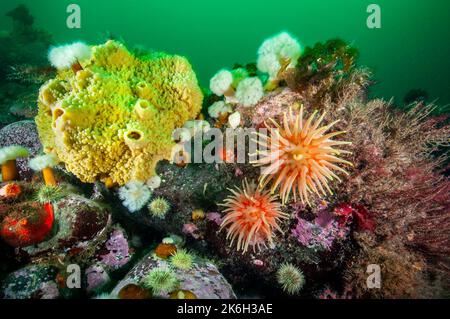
[[0, 201, 54, 247]]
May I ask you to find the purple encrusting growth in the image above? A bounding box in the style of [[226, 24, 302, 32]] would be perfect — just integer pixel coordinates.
[[291, 210, 348, 251], [0, 265, 59, 299], [99, 229, 131, 268], [206, 212, 223, 226], [86, 264, 110, 292]]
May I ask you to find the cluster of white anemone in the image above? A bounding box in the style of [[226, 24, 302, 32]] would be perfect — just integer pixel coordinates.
[[209, 68, 263, 108], [118, 175, 163, 213], [257, 32, 301, 81], [208, 31, 301, 130], [208, 69, 262, 130]]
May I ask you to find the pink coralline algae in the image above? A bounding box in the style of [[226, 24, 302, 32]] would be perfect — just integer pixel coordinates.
[[317, 286, 353, 299], [234, 167, 243, 177], [182, 223, 201, 239], [237, 88, 302, 128], [99, 229, 131, 268], [318, 287, 339, 299], [252, 259, 264, 267], [85, 264, 110, 292], [38, 281, 60, 299], [206, 212, 223, 226], [291, 210, 348, 251]]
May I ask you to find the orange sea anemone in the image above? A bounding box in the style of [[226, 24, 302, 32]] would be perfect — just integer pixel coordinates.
[[0, 183, 22, 200], [219, 180, 288, 253], [251, 105, 352, 205], [154, 243, 177, 259]]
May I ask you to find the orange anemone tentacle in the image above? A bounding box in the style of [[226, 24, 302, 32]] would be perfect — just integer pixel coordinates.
[[252, 105, 352, 205], [219, 180, 288, 254]]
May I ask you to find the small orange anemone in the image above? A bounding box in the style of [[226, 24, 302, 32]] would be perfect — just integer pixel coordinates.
[[170, 290, 197, 299], [118, 284, 152, 299], [219, 180, 288, 253], [0, 183, 22, 199], [251, 105, 352, 205], [155, 243, 177, 259]]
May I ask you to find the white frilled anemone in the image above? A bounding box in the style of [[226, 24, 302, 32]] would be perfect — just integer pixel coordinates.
[[209, 68, 249, 103], [257, 32, 301, 89], [146, 175, 162, 190], [235, 77, 264, 107], [29, 153, 59, 186], [210, 69, 233, 96], [228, 111, 241, 129], [118, 180, 152, 212], [0, 145, 30, 182], [48, 41, 92, 72], [207, 100, 233, 119], [28, 153, 59, 171]]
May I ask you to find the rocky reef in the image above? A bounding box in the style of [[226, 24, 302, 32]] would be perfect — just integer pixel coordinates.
[[0, 14, 449, 300]]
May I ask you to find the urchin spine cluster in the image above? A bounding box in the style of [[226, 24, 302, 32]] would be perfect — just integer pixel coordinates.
[[276, 263, 305, 295], [143, 268, 179, 295], [148, 196, 170, 218]]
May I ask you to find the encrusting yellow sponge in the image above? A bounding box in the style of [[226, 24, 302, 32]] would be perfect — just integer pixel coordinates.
[[35, 40, 203, 185]]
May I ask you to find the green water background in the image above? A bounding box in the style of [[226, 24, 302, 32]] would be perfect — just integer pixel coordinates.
[[1, 0, 450, 107]]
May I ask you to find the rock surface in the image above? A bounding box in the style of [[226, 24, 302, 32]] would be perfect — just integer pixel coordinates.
[[0, 120, 41, 180], [111, 252, 236, 299], [1, 264, 59, 299], [23, 194, 111, 260]]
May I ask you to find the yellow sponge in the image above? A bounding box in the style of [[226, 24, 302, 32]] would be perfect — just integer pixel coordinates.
[[35, 40, 203, 185]]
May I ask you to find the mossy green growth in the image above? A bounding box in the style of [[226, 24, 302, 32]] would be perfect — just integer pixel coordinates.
[[170, 249, 194, 270], [299, 39, 359, 74], [36, 40, 203, 185]]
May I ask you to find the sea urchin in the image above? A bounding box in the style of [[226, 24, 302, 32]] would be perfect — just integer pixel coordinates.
[[143, 268, 179, 295], [34, 184, 68, 203], [219, 179, 288, 254], [251, 105, 352, 205], [148, 196, 170, 218], [276, 263, 305, 295], [170, 249, 194, 270]]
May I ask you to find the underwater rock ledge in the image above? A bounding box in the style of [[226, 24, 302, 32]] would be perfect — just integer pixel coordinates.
[[0, 24, 449, 300]]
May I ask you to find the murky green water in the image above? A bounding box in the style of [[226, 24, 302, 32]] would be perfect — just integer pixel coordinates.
[[1, 0, 449, 107]]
